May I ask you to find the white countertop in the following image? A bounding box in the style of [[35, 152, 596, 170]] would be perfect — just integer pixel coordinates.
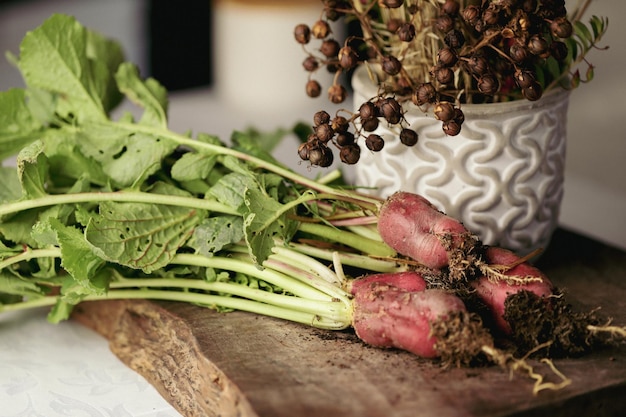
[[0, 308, 182, 417]]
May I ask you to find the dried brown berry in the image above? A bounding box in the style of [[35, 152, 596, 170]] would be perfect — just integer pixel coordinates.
[[306, 80, 322, 98], [386, 18, 403, 34], [338, 46, 359, 69], [358, 101, 377, 120], [551, 16, 573, 38], [294, 24, 311, 44], [522, 82, 543, 101], [443, 119, 462, 136], [436, 15, 455, 33], [434, 101, 456, 122], [331, 116, 350, 134], [298, 142, 310, 160], [382, 55, 402, 76], [313, 110, 331, 126], [509, 42, 530, 63], [397, 23, 416, 42], [320, 39, 340, 58], [527, 34, 549, 57], [360, 116, 380, 132], [339, 143, 361, 164], [335, 131, 355, 146], [444, 29, 465, 49], [462, 5, 480, 25], [312, 20, 331, 39], [438, 47, 458, 67], [482, 5, 500, 26], [441, 0, 460, 16], [328, 84, 347, 103], [308, 143, 334, 167], [379, 98, 403, 124], [413, 83, 437, 106], [514, 69, 536, 89], [550, 40, 568, 61], [434, 66, 454, 84], [365, 134, 385, 151], [477, 73, 500, 95], [466, 55, 490, 75], [315, 123, 334, 143], [302, 56, 319, 72], [399, 128, 418, 146]]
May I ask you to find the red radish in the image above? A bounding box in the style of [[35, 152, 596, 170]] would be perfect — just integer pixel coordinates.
[[377, 192, 470, 270], [351, 282, 466, 358], [472, 247, 553, 334], [349, 271, 427, 294]]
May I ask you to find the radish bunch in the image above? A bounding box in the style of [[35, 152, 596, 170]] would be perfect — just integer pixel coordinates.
[[349, 192, 625, 390]]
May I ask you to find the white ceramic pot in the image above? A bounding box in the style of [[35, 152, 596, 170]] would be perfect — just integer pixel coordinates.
[[350, 65, 571, 256]]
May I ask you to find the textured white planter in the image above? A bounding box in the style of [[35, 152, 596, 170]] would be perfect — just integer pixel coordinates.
[[350, 65, 570, 256]]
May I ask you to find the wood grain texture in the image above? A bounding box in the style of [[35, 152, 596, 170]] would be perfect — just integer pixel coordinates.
[[72, 228, 626, 417]]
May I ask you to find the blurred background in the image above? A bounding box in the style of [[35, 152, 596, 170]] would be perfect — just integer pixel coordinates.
[[0, 0, 624, 251]]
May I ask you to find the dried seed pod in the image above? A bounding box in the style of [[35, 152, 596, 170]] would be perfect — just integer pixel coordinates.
[[444, 29, 465, 49], [360, 116, 380, 132], [437, 47, 458, 67], [399, 128, 418, 146], [339, 143, 361, 164], [302, 56, 319, 72], [550, 40, 568, 61], [522, 82, 543, 101], [331, 116, 350, 134], [443, 119, 462, 136], [467, 55, 490, 75], [441, 0, 460, 16], [294, 24, 311, 44], [359, 101, 377, 120], [320, 39, 340, 58], [382, 55, 402, 76], [453, 108, 465, 125], [314, 123, 334, 143], [477, 73, 500, 95], [412, 83, 437, 106], [434, 66, 455, 84], [397, 23, 416, 42], [551, 16, 573, 38], [309, 143, 334, 167], [313, 110, 331, 126], [365, 134, 385, 151], [527, 34, 549, 57], [379, 98, 403, 124], [328, 84, 347, 103], [312, 20, 331, 39], [297, 142, 310, 160], [335, 131, 355, 146], [514, 68, 536, 89], [338, 46, 359, 69], [462, 5, 480, 25], [306, 80, 322, 98], [434, 101, 456, 122], [509, 42, 530, 63], [436, 15, 455, 33], [482, 4, 501, 26]]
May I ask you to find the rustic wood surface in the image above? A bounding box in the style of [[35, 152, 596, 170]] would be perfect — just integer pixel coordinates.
[[72, 228, 626, 417]]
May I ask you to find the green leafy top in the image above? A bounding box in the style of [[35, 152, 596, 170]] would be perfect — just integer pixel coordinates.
[[0, 14, 391, 324]]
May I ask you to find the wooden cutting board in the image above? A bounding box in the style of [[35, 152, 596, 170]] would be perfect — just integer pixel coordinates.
[[72, 228, 626, 417]]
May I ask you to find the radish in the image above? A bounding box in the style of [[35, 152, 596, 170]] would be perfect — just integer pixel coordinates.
[[471, 247, 554, 334], [351, 282, 468, 358], [377, 192, 478, 274]]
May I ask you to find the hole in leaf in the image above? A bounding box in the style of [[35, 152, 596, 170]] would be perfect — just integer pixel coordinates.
[[113, 146, 127, 160]]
